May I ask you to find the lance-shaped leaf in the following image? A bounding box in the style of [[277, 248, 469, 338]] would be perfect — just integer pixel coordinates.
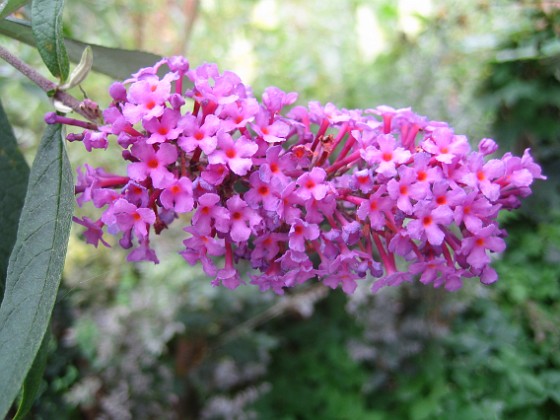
[[0, 124, 73, 418], [0, 18, 163, 80], [0, 0, 30, 19], [13, 330, 51, 420], [32, 0, 69, 81], [0, 98, 30, 299]]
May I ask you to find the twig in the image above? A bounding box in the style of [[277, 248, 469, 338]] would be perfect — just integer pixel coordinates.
[[215, 284, 330, 347], [0, 44, 91, 120]]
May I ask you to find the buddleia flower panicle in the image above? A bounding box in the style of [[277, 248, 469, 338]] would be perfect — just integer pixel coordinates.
[[47, 56, 546, 294]]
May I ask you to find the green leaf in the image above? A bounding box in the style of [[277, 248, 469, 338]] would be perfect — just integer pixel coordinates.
[[59, 46, 93, 90], [0, 0, 30, 19], [0, 98, 29, 299], [0, 123, 73, 418], [0, 18, 163, 80], [31, 0, 69, 81], [13, 330, 51, 420]]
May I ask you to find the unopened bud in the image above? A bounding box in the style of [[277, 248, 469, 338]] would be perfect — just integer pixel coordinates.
[[478, 138, 498, 155], [44, 112, 59, 124], [109, 82, 127, 101]]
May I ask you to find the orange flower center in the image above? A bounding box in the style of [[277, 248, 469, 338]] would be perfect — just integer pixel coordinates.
[[258, 186, 269, 196], [382, 152, 393, 162]]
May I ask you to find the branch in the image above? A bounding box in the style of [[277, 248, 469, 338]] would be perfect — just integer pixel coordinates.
[[215, 284, 330, 348], [0, 45, 91, 120]]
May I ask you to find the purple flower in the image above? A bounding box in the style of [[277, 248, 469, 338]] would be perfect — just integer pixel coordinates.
[[250, 272, 287, 295], [323, 270, 360, 295], [160, 177, 194, 213], [72, 216, 110, 247], [422, 127, 470, 164], [352, 169, 374, 194], [320, 250, 366, 294], [430, 180, 466, 210], [257, 145, 295, 185], [276, 182, 303, 223], [288, 218, 320, 253], [226, 195, 262, 242], [387, 166, 427, 214], [407, 205, 453, 246], [410, 258, 450, 286], [128, 237, 159, 263], [188, 65, 242, 105], [244, 171, 281, 211], [183, 226, 225, 257], [459, 225, 506, 269], [83, 130, 109, 152], [122, 74, 173, 123], [178, 114, 220, 154], [201, 163, 229, 186], [122, 181, 149, 207], [371, 271, 413, 293], [208, 132, 258, 176], [143, 108, 182, 144], [304, 194, 337, 224], [361, 133, 411, 177], [252, 109, 290, 143], [411, 152, 441, 185], [182, 226, 225, 276], [106, 198, 156, 239], [250, 233, 285, 268], [357, 186, 391, 230], [454, 191, 498, 234], [214, 268, 244, 289], [220, 97, 260, 128], [460, 154, 505, 202], [262, 86, 298, 114], [192, 193, 230, 235], [296, 167, 330, 201], [128, 142, 177, 188]]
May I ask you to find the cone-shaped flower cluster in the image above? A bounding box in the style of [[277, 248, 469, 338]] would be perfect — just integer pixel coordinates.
[[54, 56, 545, 294]]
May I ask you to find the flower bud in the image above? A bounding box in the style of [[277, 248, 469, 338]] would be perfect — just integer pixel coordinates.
[[478, 138, 498, 155], [109, 82, 127, 101]]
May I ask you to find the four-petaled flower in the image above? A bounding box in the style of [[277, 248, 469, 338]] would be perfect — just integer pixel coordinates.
[[128, 142, 177, 188]]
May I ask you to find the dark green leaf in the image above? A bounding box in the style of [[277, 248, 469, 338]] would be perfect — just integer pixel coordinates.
[[0, 0, 30, 19], [31, 0, 69, 81], [0, 124, 73, 418], [0, 98, 29, 300], [0, 18, 163, 80], [13, 330, 51, 420]]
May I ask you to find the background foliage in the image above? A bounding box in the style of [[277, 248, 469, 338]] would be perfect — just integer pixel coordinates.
[[1, 0, 558, 419]]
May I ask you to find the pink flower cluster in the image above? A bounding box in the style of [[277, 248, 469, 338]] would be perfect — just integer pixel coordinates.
[[53, 56, 545, 294]]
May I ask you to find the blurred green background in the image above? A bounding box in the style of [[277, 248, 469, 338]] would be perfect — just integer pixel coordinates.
[[1, 0, 559, 418]]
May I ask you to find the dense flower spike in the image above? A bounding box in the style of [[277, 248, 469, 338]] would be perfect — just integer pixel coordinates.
[[52, 56, 545, 295]]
